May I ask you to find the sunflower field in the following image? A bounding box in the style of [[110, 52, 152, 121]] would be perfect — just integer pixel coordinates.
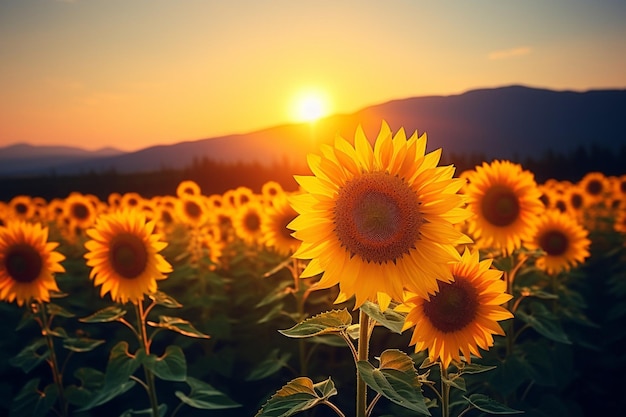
[[1, 122, 625, 417]]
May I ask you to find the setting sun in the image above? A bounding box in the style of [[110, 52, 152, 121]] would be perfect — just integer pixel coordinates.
[[291, 90, 330, 123]]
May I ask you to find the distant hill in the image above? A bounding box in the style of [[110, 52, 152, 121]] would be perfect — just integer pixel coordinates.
[[1, 85, 625, 177], [0, 144, 125, 176]]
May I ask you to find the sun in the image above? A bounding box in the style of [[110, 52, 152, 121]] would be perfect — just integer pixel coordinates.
[[291, 90, 330, 122]]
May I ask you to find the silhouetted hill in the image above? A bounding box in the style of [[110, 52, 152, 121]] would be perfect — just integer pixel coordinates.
[[1, 85, 625, 177], [0, 143, 125, 176]]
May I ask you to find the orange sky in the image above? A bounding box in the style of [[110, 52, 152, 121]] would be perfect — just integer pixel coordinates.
[[1, 0, 625, 152]]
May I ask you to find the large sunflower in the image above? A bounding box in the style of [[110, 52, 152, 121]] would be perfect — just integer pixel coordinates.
[[525, 209, 591, 275], [84, 209, 172, 304], [401, 248, 513, 368], [262, 191, 301, 256], [0, 221, 65, 306], [288, 121, 471, 309], [464, 160, 544, 254]]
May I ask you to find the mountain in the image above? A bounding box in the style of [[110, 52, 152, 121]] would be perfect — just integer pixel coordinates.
[[0, 144, 125, 176], [1, 85, 625, 177]]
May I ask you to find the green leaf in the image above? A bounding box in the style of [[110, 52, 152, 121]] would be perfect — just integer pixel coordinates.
[[175, 377, 241, 410], [360, 301, 407, 334], [257, 303, 285, 324], [443, 373, 466, 391], [77, 381, 136, 411], [255, 377, 336, 417], [46, 302, 75, 318], [10, 379, 58, 417], [65, 367, 104, 407], [149, 291, 182, 309], [147, 315, 211, 339], [463, 394, 524, 414], [104, 341, 143, 386], [279, 309, 353, 338], [119, 404, 167, 417], [9, 338, 49, 373], [80, 306, 127, 323], [63, 337, 105, 353], [457, 362, 498, 375], [255, 281, 292, 308], [357, 349, 430, 415], [517, 301, 571, 344], [143, 345, 187, 382], [246, 348, 292, 381]]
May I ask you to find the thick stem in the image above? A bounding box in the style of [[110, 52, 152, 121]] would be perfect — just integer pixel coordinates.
[[135, 302, 160, 417], [39, 304, 68, 417], [440, 363, 450, 417], [356, 309, 370, 417]]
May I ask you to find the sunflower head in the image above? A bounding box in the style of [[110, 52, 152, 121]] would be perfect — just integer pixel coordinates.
[[401, 248, 513, 368], [84, 209, 172, 304], [464, 160, 544, 254], [289, 121, 471, 309], [525, 209, 591, 275], [0, 221, 65, 306]]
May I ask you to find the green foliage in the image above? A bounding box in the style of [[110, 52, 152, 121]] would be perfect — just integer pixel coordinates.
[[255, 377, 338, 417]]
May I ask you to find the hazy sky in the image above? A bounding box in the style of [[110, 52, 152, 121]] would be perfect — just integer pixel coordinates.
[[1, 0, 625, 151]]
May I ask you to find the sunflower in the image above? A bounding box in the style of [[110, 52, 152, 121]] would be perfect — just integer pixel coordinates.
[[524, 209, 591, 275], [175, 194, 210, 228], [9, 195, 36, 221], [0, 221, 65, 306], [176, 180, 201, 198], [232, 199, 267, 246], [463, 160, 544, 254], [579, 171, 610, 205], [262, 191, 301, 256], [288, 121, 471, 309], [401, 248, 513, 368], [64, 192, 99, 230], [84, 209, 172, 304]]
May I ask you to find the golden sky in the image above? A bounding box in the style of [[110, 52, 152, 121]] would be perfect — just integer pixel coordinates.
[[1, 0, 625, 151]]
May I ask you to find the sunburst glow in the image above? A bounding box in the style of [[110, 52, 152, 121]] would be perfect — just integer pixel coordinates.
[[291, 90, 329, 122]]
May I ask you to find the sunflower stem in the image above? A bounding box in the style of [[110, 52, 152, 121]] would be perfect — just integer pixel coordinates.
[[356, 308, 370, 417], [135, 301, 160, 417], [38, 302, 68, 417], [440, 363, 451, 417]]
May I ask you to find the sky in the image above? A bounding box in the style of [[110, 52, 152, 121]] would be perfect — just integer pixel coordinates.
[[1, 0, 625, 152]]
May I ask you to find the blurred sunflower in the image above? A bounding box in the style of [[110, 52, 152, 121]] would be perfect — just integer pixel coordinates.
[[400, 248, 512, 368], [262, 191, 300, 256], [614, 208, 626, 234], [176, 194, 209, 228], [524, 209, 591, 275], [9, 195, 36, 221], [64, 192, 98, 230], [232, 200, 266, 246], [120, 192, 144, 209], [0, 221, 65, 306], [261, 181, 284, 207], [176, 180, 202, 198], [579, 171, 610, 205], [84, 209, 172, 304], [464, 160, 544, 254], [288, 121, 471, 309]]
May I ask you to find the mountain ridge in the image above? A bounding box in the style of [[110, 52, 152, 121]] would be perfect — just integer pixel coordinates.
[[1, 84, 625, 177]]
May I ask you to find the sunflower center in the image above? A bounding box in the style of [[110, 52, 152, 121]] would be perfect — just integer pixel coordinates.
[[570, 193, 583, 209], [5, 244, 43, 283], [15, 203, 28, 215], [72, 203, 90, 220], [184, 200, 202, 219], [586, 180, 603, 196], [334, 172, 422, 264], [422, 278, 479, 333], [244, 212, 261, 232], [539, 230, 569, 256], [481, 185, 520, 227], [109, 233, 148, 279]]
